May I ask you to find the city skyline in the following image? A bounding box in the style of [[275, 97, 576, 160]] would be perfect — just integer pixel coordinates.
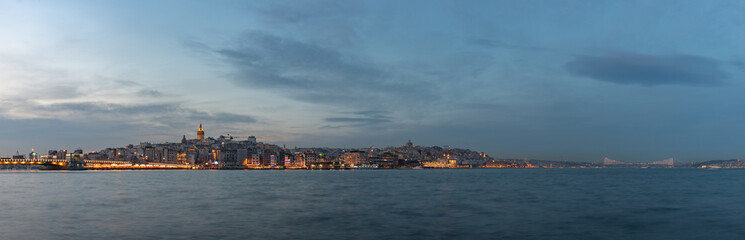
[[2, 1, 745, 162], [0, 122, 723, 166], [3, 122, 692, 169]]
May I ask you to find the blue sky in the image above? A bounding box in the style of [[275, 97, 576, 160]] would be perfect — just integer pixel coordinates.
[[1, 0, 744, 162]]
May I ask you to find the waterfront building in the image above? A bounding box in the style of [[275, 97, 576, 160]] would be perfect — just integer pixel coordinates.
[[217, 149, 237, 167], [269, 154, 277, 167], [294, 153, 305, 167], [144, 147, 161, 162], [304, 152, 317, 164], [259, 153, 276, 167], [279, 154, 288, 166], [343, 150, 365, 166], [177, 152, 187, 165], [164, 148, 178, 163], [247, 154, 260, 167], [86, 151, 105, 160], [422, 161, 451, 168], [211, 149, 221, 166], [375, 152, 400, 168], [197, 148, 210, 164], [437, 154, 459, 166], [236, 149, 248, 167], [180, 148, 197, 165]]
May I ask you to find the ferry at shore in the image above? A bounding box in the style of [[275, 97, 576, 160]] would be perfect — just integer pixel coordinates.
[[700, 165, 722, 169], [40, 162, 87, 170], [40, 154, 87, 170]]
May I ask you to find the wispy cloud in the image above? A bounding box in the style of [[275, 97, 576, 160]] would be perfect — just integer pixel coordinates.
[[731, 60, 745, 72], [321, 110, 392, 129], [565, 53, 729, 86], [215, 30, 382, 89], [136, 89, 164, 97], [0, 100, 256, 126], [212, 31, 439, 109]]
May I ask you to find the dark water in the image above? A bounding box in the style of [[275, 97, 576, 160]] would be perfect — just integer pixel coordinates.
[[1, 169, 744, 239]]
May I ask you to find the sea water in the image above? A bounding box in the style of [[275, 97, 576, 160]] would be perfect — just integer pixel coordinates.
[[1, 169, 743, 239]]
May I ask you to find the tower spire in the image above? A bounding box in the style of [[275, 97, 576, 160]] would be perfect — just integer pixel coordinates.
[[197, 122, 205, 140]]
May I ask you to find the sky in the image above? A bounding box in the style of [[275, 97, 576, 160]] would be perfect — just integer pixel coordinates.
[[1, 0, 744, 162]]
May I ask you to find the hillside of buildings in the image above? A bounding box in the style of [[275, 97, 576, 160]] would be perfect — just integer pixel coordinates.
[[77, 127, 495, 169], [19, 125, 718, 169]]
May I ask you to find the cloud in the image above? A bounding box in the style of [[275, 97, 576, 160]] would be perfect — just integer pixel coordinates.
[[31, 85, 82, 99], [73, 102, 255, 124], [215, 31, 382, 89], [321, 110, 392, 129], [565, 53, 729, 86], [731, 60, 745, 72], [1, 101, 255, 126], [255, 1, 362, 47], [212, 31, 438, 109], [137, 89, 164, 97], [205, 113, 258, 124], [43, 102, 179, 115], [325, 117, 390, 124], [350, 110, 388, 116], [114, 80, 140, 86], [0, 99, 258, 154], [0, 117, 142, 154]]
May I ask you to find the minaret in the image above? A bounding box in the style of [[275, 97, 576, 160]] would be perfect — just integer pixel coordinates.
[[197, 123, 205, 140]]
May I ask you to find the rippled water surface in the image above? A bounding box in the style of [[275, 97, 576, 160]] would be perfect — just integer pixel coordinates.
[[1, 169, 744, 239]]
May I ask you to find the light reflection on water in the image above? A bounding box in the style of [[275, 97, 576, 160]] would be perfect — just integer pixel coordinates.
[[1, 169, 744, 239]]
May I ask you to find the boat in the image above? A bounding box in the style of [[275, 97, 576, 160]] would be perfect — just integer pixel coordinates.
[[40, 162, 87, 170], [40, 154, 87, 170]]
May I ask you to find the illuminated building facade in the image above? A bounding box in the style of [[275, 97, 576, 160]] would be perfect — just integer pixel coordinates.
[[343, 150, 365, 166], [260, 153, 276, 167]]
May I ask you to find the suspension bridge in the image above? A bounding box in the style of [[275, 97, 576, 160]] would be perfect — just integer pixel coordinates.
[[602, 157, 674, 168]]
